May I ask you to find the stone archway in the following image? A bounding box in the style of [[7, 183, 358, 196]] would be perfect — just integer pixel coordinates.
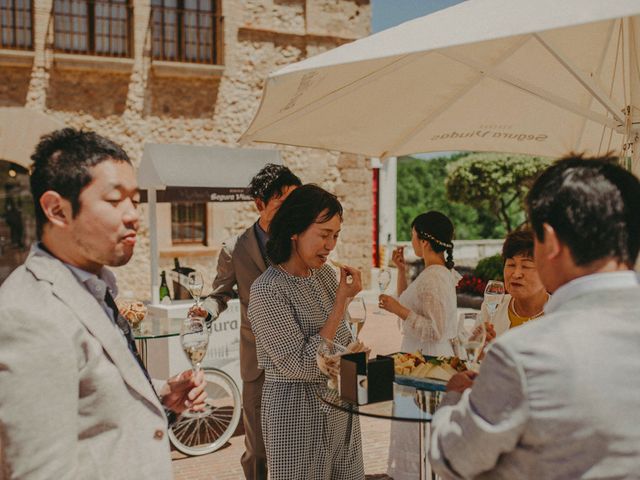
[[0, 161, 34, 285]]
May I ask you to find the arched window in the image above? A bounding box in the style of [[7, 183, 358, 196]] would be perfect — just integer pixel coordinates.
[[53, 0, 132, 57], [0, 0, 33, 49], [0, 161, 33, 286], [151, 0, 223, 64]]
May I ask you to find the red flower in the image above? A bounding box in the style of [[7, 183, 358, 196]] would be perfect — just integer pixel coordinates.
[[457, 274, 488, 296]]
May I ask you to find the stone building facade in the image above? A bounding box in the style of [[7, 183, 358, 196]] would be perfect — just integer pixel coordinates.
[[0, 0, 372, 298]]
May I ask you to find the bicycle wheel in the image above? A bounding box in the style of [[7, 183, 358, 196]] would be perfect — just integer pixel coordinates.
[[168, 367, 242, 456]]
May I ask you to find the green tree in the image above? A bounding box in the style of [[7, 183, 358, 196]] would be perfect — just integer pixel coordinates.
[[396, 154, 503, 240], [446, 153, 551, 233]]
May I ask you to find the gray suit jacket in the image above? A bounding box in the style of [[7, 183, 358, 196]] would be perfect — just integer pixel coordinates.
[[0, 250, 172, 479], [430, 273, 640, 479], [202, 223, 267, 383]]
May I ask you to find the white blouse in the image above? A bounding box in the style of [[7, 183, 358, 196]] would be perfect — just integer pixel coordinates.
[[398, 264, 461, 356]]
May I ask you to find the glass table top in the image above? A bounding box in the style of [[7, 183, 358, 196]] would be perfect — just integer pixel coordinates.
[[133, 313, 184, 340], [317, 383, 443, 423]]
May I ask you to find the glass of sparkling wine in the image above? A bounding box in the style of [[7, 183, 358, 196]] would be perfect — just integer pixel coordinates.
[[187, 271, 204, 306], [375, 269, 392, 313], [484, 280, 505, 322], [181, 315, 209, 374], [347, 297, 367, 341], [457, 312, 486, 369]]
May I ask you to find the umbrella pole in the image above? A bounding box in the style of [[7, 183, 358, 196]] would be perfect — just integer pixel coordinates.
[[148, 188, 160, 304], [631, 132, 640, 177]]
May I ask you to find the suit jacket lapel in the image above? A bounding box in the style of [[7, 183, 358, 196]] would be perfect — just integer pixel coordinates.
[[26, 253, 163, 415]]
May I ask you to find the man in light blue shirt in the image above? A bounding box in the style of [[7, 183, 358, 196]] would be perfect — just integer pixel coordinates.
[[430, 156, 640, 479]]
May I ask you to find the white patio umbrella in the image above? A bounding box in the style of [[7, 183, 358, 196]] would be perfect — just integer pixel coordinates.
[[0, 107, 65, 168], [240, 0, 640, 173]]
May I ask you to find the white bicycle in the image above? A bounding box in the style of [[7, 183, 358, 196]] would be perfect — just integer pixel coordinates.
[[168, 367, 242, 456]]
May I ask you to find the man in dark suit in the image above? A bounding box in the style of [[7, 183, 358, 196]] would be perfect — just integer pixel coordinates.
[[0, 128, 206, 479], [200, 164, 301, 480]]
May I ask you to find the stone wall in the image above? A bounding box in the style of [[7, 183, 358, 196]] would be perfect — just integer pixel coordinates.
[[0, 0, 373, 299]]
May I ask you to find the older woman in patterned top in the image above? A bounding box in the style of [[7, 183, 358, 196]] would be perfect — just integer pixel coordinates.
[[481, 228, 550, 337], [248, 184, 364, 480]]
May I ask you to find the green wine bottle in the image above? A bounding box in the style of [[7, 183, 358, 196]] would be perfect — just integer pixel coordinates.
[[159, 270, 170, 301]]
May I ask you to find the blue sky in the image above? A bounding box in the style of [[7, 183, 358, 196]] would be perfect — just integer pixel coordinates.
[[372, 0, 464, 33]]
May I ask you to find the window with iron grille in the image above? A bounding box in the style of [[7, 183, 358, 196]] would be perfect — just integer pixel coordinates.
[[171, 202, 207, 245], [151, 0, 222, 65], [0, 0, 33, 49], [53, 0, 132, 57]]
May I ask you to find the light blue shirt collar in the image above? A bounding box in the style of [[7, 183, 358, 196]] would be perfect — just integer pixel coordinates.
[[545, 270, 639, 314], [32, 243, 118, 302]]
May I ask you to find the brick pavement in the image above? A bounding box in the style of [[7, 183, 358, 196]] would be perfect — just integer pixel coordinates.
[[173, 297, 406, 479], [173, 414, 392, 479]]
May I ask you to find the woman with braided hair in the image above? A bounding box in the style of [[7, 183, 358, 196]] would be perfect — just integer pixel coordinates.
[[378, 210, 460, 357], [379, 211, 460, 480]]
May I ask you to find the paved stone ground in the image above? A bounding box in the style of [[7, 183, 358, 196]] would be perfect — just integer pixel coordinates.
[[172, 414, 393, 479], [173, 295, 403, 480]]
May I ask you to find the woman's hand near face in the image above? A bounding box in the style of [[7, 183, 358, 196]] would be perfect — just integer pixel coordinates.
[[391, 247, 406, 271], [321, 265, 362, 341], [336, 266, 362, 301]]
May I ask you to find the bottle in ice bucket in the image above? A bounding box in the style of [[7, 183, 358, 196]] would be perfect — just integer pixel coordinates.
[[159, 271, 170, 301]]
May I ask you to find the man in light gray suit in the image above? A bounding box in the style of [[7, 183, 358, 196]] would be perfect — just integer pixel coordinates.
[[0, 129, 206, 479], [200, 164, 301, 480], [430, 156, 640, 479]]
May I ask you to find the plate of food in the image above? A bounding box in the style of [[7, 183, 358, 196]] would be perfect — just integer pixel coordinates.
[[390, 351, 467, 392]]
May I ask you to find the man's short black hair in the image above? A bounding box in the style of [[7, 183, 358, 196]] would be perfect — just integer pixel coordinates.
[[267, 184, 343, 265], [30, 128, 131, 238], [248, 163, 302, 204], [526, 155, 640, 267], [502, 228, 534, 262]]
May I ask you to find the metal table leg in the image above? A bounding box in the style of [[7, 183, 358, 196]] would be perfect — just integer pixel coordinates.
[[137, 338, 149, 368]]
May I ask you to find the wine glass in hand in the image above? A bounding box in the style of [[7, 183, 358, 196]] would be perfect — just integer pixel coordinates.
[[457, 312, 486, 370], [375, 269, 392, 314], [484, 280, 505, 322], [181, 316, 209, 374], [346, 297, 367, 341], [187, 271, 204, 306]]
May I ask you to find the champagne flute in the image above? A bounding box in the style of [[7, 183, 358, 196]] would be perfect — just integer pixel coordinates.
[[346, 297, 367, 341], [484, 280, 505, 323], [187, 271, 204, 306], [375, 269, 392, 314], [457, 312, 486, 370], [181, 316, 209, 374]]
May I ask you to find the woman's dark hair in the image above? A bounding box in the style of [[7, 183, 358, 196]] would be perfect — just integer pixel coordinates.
[[502, 228, 534, 262], [411, 211, 455, 269], [30, 128, 130, 239], [267, 184, 343, 264], [248, 163, 302, 204], [526, 155, 640, 267]]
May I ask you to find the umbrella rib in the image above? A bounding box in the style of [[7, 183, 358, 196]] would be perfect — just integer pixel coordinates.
[[533, 32, 626, 125], [242, 51, 432, 144], [381, 35, 531, 157], [386, 42, 623, 158], [441, 51, 622, 131], [575, 18, 619, 153]]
